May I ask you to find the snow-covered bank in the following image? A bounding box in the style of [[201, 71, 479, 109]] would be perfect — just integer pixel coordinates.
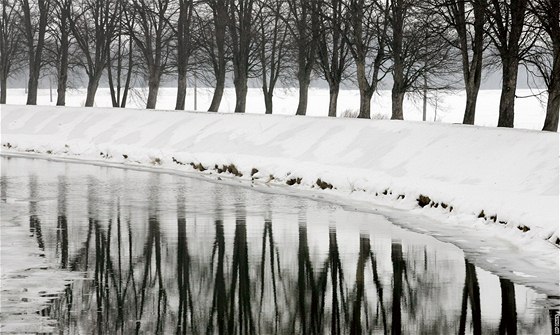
[[1, 104, 558, 245]]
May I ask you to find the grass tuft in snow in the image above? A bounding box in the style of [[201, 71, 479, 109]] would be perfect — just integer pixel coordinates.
[[286, 177, 302, 186], [316, 178, 333, 190], [172, 157, 186, 165], [417, 195, 431, 208], [226, 164, 243, 177]]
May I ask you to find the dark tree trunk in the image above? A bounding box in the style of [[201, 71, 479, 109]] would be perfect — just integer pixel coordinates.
[[233, 73, 248, 113], [176, 70, 187, 110], [0, 76, 6, 104], [356, 60, 372, 119], [146, 67, 161, 109], [328, 84, 339, 117], [358, 90, 372, 119], [26, 69, 39, 105], [56, 63, 68, 106], [85, 75, 101, 107], [543, 49, 560, 131], [208, 65, 226, 112], [296, 76, 310, 116], [391, 88, 405, 120], [391, 0, 405, 120], [463, 82, 480, 124], [56, 5, 69, 107], [497, 57, 518, 127], [263, 90, 273, 114]]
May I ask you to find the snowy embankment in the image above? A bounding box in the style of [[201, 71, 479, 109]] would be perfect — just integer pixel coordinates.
[[1, 104, 558, 245]]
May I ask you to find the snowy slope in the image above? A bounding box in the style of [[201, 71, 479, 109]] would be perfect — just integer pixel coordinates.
[[1, 104, 558, 243]]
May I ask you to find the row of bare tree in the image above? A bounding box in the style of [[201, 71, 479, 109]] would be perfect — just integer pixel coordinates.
[[0, 0, 558, 130]]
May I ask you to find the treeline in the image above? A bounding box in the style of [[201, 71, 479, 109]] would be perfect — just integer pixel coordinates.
[[0, 0, 558, 131]]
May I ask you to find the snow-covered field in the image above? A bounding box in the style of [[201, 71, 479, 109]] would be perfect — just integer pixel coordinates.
[[3, 86, 551, 130]]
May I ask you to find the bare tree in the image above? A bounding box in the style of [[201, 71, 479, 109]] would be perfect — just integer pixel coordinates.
[[286, 0, 320, 116], [316, 0, 352, 117], [527, 0, 559, 132], [345, 0, 390, 119], [389, 0, 457, 120], [107, 0, 136, 108], [436, 0, 486, 125], [70, 0, 119, 107], [46, 0, 73, 106], [227, 0, 257, 113], [132, 0, 175, 109], [20, 0, 52, 105], [486, 0, 533, 127], [0, 0, 25, 104], [256, 0, 289, 114], [196, 0, 230, 112], [174, 0, 195, 110]]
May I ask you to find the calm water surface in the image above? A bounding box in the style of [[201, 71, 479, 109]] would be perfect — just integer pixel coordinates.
[[0, 156, 554, 334]]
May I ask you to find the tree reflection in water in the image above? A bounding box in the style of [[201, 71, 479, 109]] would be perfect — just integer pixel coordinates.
[[17, 173, 548, 335]]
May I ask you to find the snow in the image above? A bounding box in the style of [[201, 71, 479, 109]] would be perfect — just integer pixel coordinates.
[[3, 87, 550, 130], [1, 103, 557, 242]]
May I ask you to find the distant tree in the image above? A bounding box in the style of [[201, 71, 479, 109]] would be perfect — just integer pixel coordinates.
[[317, 0, 352, 117], [45, 0, 73, 106], [527, 0, 559, 132], [196, 0, 229, 112], [345, 0, 391, 119], [389, 0, 457, 120], [435, 0, 487, 125], [256, 0, 289, 114], [69, 0, 119, 107], [286, 0, 320, 116], [107, 0, 136, 108], [0, 0, 25, 104], [174, 0, 195, 110], [132, 0, 175, 109], [227, 0, 257, 113], [20, 0, 52, 105], [486, 0, 533, 127]]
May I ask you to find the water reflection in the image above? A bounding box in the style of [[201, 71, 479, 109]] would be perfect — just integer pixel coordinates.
[[0, 158, 553, 334]]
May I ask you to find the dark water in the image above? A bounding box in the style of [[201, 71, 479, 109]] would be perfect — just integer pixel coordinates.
[[0, 156, 555, 334]]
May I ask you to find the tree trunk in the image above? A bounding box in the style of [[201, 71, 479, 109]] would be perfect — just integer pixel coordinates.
[[497, 57, 518, 128], [84, 75, 100, 107], [0, 76, 7, 104], [296, 76, 310, 116], [26, 68, 39, 105], [328, 84, 339, 117], [357, 90, 372, 119], [233, 73, 247, 113], [263, 90, 273, 114], [56, 15, 69, 107], [175, 69, 187, 110], [208, 68, 226, 112], [391, 88, 405, 120], [463, 82, 480, 125], [56, 66, 68, 106], [543, 51, 560, 132]]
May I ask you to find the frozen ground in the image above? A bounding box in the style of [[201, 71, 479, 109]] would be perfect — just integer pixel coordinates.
[[3, 86, 551, 130]]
